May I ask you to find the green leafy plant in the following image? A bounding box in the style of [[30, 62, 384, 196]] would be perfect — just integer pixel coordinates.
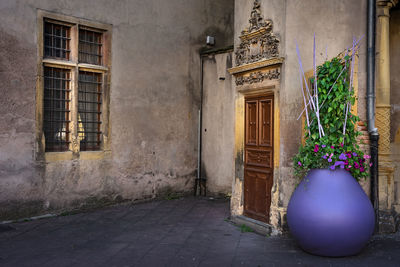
[[293, 41, 370, 181], [239, 224, 254, 233]]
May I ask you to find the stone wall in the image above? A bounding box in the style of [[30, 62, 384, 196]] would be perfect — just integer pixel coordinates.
[[0, 0, 234, 220], [231, 0, 368, 230], [201, 51, 234, 196]]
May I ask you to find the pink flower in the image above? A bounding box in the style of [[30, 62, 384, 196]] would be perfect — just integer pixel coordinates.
[[369, 163, 373, 167], [331, 145, 335, 149], [364, 155, 371, 159], [298, 161, 302, 166], [340, 142, 344, 147], [314, 144, 319, 153]]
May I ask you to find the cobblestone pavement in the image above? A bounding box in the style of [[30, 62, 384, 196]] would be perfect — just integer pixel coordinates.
[[0, 197, 399, 267]]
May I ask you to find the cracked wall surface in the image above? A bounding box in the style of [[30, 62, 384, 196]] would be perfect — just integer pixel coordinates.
[[0, 0, 233, 220]]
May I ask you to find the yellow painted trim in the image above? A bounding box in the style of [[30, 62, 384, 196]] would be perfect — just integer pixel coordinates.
[[228, 57, 284, 75], [273, 90, 280, 168], [239, 27, 269, 41], [79, 151, 110, 160], [45, 152, 74, 162], [78, 63, 108, 72], [300, 70, 314, 144], [352, 55, 359, 115], [43, 59, 76, 69]]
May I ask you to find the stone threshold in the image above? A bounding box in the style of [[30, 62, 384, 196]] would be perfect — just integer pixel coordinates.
[[231, 215, 279, 236]]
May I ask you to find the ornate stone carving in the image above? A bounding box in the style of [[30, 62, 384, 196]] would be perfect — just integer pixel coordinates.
[[235, 68, 280, 86], [376, 106, 391, 154], [247, 0, 268, 33], [235, 0, 280, 66]]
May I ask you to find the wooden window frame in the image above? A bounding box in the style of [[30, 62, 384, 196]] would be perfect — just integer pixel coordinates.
[[36, 10, 112, 161]]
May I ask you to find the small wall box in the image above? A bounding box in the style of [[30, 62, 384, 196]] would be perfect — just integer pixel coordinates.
[[206, 36, 215, 46]]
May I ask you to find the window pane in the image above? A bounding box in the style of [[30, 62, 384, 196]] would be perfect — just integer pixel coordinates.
[[43, 67, 71, 152], [44, 22, 71, 60], [79, 29, 103, 65], [78, 71, 102, 151]]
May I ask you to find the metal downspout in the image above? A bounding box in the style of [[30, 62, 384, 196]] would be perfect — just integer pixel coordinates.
[[195, 55, 205, 196], [367, 0, 379, 232]]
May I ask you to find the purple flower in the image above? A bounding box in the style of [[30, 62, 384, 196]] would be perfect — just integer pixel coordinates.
[[322, 155, 327, 159], [298, 161, 302, 166], [360, 167, 365, 172], [352, 152, 358, 157], [340, 164, 345, 169], [334, 161, 345, 167], [339, 153, 347, 160], [330, 165, 335, 170], [328, 158, 332, 163], [322, 144, 326, 148]]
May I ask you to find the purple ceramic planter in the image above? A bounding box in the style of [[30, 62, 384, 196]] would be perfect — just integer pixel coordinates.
[[287, 169, 375, 257]]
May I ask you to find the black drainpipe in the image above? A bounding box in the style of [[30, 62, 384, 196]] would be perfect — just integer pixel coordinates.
[[367, 0, 379, 232], [194, 55, 205, 196]]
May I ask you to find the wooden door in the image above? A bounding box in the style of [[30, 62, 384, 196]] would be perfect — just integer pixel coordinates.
[[244, 95, 274, 223]]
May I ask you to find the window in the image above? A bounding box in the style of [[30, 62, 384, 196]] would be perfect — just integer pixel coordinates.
[[79, 28, 102, 65], [37, 12, 111, 156], [43, 67, 71, 151], [44, 22, 71, 60], [78, 71, 102, 151]]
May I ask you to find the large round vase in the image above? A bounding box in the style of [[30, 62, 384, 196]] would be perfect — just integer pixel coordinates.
[[287, 169, 375, 257]]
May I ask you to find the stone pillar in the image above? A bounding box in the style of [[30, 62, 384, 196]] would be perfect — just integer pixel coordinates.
[[376, 0, 397, 233]]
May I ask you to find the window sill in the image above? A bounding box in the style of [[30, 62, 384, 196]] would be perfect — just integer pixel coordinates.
[[79, 151, 108, 160], [44, 150, 111, 162], [45, 151, 74, 162]]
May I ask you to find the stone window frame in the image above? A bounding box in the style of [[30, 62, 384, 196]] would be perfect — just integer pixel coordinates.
[[36, 10, 112, 161]]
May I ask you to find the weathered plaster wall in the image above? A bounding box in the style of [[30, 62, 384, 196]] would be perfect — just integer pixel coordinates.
[[389, 7, 400, 214], [202, 52, 234, 195], [0, 0, 234, 220], [283, 0, 368, 207], [231, 0, 368, 230]]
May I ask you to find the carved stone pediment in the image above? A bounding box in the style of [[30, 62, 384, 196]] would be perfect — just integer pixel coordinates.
[[235, 68, 280, 86], [235, 0, 280, 66]]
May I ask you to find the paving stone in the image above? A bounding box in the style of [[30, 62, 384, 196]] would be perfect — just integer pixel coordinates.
[[0, 197, 399, 266]]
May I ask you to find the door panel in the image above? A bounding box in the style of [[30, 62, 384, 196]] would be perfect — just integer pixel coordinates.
[[244, 95, 274, 223], [259, 99, 273, 147], [245, 149, 272, 168], [245, 100, 258, 146]]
